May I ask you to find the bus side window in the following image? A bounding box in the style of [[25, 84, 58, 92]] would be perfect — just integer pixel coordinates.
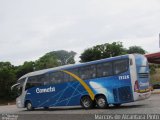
[[90, 65, 96, 78], [64, 72, 70, 82], [38, 75, 46, 85], [49, 72, 64, 84], [67, 68, 79, 81], [97, 62, 112, 77], [79, 65, 96, 80], [113, 59, 129, 75], [43, 73, 50, 85], [25, 75, 44, 90], [56, 72, 64, 84], [49, 72, 56, 84], [26, 77, 36, 90], [79, 66, 88, 80]]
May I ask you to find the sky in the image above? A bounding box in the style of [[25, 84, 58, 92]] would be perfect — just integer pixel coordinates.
[[0, 0, 160, 66]]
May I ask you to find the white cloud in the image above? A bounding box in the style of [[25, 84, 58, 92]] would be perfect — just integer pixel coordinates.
[[0, 0, 160, 65]]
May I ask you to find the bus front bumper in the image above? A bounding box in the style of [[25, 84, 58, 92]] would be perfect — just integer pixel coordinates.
[[16, 98, 25, 108]]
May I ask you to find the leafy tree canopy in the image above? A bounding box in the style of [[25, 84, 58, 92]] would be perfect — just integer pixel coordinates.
[[0, 62, 16, 100], [127, 46, 146, 54], [80, 42, 127, 62], [35, 50, 76, 70], [15, 61, 35, 79], [53, 50, 76, 65]]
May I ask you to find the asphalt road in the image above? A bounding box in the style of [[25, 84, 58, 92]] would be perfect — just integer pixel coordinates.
[[0, 94, 160, 120]]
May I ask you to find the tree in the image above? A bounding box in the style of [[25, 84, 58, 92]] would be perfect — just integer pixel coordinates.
[[80, 48, 102, 62], [102, 42, 127, 58], [127, 46, 146, 54], [51, 50, 76, 65], [80, 42, 127, 62], [0, 62, 16, 100], [15, 61, 35, 79], [35, 53, 60, 70], [0, 62, 14, 70], [35, 50, 77, 70], [149, 64, 156, 75]]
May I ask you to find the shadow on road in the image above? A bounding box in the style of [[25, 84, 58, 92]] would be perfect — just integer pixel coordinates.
[[22, 104, 146, 111], [110, 104, 145, 109]]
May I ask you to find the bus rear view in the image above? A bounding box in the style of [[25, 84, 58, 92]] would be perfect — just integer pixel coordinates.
[[131, 54, 151, 101]]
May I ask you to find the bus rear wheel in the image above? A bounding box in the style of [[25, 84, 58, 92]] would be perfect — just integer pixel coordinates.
[[80, 96, 94, 109], [96, 95, 108, 109], [26, 101, 34, 111]]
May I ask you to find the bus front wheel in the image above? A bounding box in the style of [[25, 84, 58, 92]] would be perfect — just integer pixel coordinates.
[[80, 96, 94, 109], [96, 95, 108, 109], [26, 101, 34, 111]]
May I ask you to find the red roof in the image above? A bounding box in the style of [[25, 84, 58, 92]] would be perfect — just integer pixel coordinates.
[[145, 52, 160, 64]]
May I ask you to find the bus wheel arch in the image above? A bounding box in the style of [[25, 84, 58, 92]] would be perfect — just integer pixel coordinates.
[[25, 100, 34, 111], [80, 95, 94, 109], [95, 94, 109, 109]]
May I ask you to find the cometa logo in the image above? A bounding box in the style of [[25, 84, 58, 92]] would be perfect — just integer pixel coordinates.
[[36, 87, 55, 94]]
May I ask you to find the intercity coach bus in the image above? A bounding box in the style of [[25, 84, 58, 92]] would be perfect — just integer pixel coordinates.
[[11, 54, 151, 110]]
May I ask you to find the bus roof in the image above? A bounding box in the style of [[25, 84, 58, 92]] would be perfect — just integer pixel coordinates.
[[18, 54, 140, 80]]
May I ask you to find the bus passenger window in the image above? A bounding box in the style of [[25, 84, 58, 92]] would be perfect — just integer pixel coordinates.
[[49, 72, 64, 84], [79, 65, 96, 80], [113, 59, 129, 75], [68, 68, 79, 81], [43, 73, 50, 85], [97, 62, 112, 77], [64, 73, 70, 82], [26, 75, 44, 90], [90, 65, 96, 78]]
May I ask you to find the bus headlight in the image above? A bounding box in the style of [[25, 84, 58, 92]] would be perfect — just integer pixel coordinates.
[[17, 100, 21, 104]]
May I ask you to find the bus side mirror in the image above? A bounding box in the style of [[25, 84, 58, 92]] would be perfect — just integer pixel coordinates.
[[11, 83, 20, 91], [11, 83, 23, 98]]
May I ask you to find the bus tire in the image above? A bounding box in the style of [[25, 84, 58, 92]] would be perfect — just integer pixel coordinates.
[[96, 95, 108, 109], [26, 101, 34, 111], [80, 96, 94, 109]]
